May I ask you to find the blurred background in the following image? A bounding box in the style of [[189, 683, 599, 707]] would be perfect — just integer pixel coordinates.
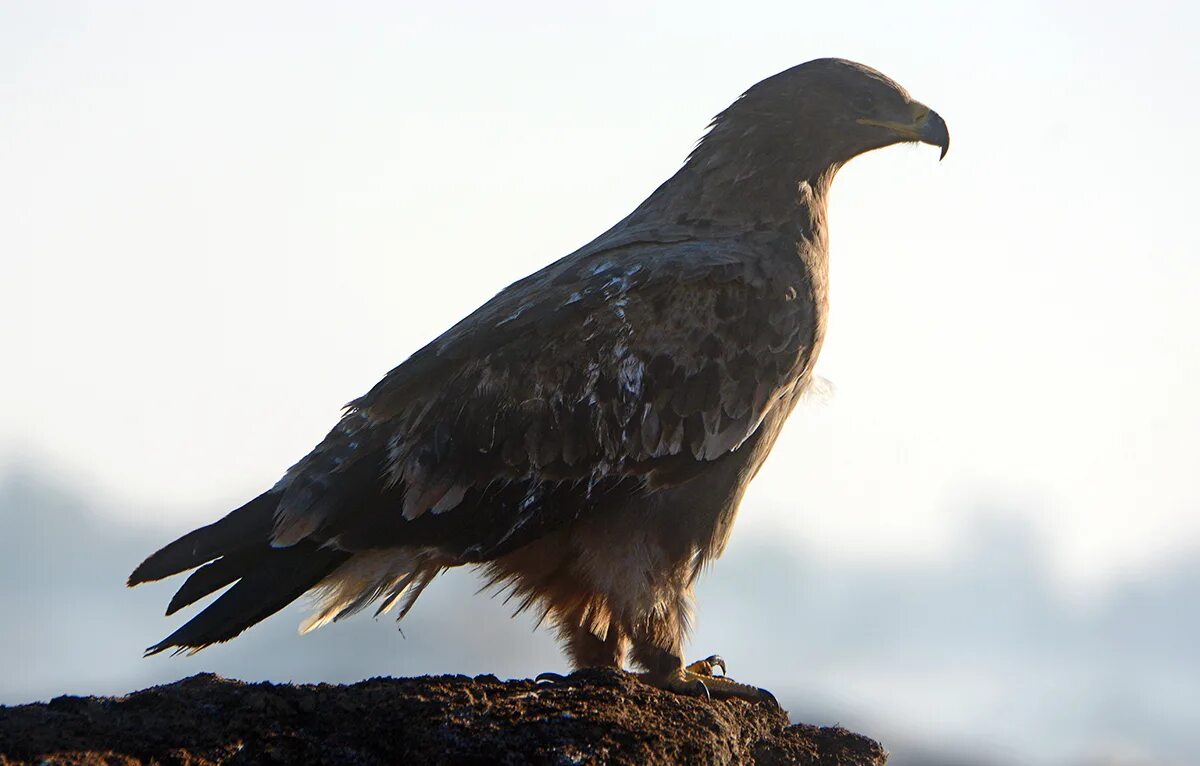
[[2, 2, 1197, 764]]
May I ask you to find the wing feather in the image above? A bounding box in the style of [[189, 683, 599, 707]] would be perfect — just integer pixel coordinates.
[[269, 229, 816, 562]]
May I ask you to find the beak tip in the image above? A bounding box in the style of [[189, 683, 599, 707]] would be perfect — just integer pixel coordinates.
[[919, 108, 949, 162]]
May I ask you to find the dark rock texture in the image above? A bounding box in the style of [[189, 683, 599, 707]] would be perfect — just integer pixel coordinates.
[[0, 669, 887, 765]]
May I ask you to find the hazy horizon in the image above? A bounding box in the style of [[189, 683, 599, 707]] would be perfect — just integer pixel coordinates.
[[3, 465, 1197, 765]]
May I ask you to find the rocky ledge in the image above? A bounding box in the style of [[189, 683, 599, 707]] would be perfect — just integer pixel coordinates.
[[0, 669, 886, 765]]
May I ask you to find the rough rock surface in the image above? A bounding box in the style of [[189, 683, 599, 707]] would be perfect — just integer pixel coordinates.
[[0, 669, 887, 765]]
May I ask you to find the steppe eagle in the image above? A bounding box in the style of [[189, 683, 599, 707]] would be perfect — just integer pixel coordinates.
[[130, 58, 949, 703]]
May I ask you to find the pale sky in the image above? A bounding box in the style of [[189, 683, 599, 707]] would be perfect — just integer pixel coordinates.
[[3, 1, 1198, 590]]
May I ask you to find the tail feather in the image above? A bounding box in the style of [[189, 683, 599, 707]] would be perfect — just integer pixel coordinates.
[[164, 549, 258, 616], [145, 543, 350, 655], [128, 492, 276, 586]]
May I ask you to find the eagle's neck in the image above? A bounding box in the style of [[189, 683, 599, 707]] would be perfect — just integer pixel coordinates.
[[638, 137, 840, 244], [634, 143, 838, 279]]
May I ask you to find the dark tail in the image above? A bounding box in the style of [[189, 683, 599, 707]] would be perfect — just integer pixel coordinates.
[[129, 491, 350, 655], [142, 542, 349, 655], [128, 492, 277, 586]]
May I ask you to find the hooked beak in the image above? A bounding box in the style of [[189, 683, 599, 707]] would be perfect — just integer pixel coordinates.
[[857, 101, 950, 160]]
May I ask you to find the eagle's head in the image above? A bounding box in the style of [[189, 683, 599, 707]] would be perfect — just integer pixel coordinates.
[[695, 58, 949, 174]]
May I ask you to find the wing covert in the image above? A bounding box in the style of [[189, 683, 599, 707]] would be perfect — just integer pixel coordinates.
[[273, 235, 817, 556]]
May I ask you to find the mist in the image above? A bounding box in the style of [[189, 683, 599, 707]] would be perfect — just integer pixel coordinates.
[[3, 466, 1195, 765]]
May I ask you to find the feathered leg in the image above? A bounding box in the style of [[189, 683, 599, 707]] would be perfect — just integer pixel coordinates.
[[565, 623, 627, 669]]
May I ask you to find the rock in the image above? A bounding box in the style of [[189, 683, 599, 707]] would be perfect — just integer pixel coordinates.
[[0, 670, 887, 765]]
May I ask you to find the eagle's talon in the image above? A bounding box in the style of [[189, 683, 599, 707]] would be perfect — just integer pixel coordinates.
[[686, 654, 727, 677], [703, 675, 780, 707], [535, 672, 568, 684], [758, 687, 781, 709]]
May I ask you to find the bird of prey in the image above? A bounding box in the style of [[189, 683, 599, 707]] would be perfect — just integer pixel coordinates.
[[130, 58, 948, 703]]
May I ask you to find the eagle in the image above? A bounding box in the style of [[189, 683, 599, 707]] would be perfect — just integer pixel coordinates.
[[129, 58, 948, 703]]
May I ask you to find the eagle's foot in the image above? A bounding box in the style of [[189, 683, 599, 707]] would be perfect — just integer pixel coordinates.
[[642, 662, 778, 707]]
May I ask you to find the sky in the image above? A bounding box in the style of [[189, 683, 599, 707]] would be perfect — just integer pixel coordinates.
[[2, 1, 1199, 593], [4, 0, 1195, 588]]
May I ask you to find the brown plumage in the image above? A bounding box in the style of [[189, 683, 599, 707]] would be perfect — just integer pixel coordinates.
[[129, 58, 948, 694]]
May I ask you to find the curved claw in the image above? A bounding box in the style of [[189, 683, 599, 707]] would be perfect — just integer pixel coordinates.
[[535, 672, 568, 684], [757, 687, 780, 709], [702, 676, 779, 707], [686, 654, 726, 677]]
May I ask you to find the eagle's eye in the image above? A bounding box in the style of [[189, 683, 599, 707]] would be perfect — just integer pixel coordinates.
[[851, 93, 876, 113]]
